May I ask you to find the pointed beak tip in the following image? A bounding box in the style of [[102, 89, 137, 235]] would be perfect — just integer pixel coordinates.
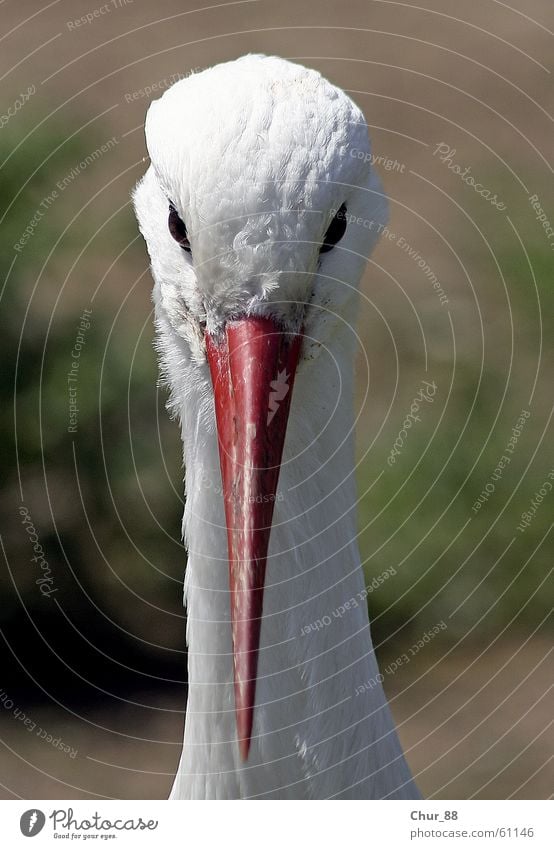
[[238, 736, 251, 762]]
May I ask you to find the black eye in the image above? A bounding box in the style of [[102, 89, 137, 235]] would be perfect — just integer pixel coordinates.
[[168, 202, 191, 253], [320, 203, 347, 254]]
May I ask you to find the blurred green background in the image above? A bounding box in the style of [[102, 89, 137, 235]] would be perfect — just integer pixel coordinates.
[[1, 0, 552, 799]]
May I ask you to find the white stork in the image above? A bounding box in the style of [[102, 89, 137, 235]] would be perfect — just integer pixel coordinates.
[[134, 54, 420, 799]]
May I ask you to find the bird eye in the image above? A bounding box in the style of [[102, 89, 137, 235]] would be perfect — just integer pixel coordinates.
[[320, 203, 347, 253], [168, 202, 191, 253]]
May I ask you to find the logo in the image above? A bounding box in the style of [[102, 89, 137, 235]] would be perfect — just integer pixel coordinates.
[[20, 809, 46, 837], [267, 369, 290, 425]]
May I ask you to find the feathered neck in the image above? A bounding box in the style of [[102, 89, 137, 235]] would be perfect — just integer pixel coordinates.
[[160, 320, 419, 799]]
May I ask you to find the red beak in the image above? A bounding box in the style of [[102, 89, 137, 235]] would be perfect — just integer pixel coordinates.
[[205, 316, 302, 760]]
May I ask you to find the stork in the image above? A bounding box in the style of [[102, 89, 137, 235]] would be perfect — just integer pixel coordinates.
[[134, 54, 420, 799]]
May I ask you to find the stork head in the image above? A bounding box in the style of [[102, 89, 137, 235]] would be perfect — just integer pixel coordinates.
[[134, 54, 387, 760]]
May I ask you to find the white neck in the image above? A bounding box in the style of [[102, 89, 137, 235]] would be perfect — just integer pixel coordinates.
[[165, 322, 419, 799]]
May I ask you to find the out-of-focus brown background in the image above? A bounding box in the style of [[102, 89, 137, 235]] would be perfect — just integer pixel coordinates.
[[0, 0, 552, 799]]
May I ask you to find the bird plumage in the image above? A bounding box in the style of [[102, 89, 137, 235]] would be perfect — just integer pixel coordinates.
[[134, 54, 420, 799]]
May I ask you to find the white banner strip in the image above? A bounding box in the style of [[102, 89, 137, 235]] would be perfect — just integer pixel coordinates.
[[1, 800, 552, 848]]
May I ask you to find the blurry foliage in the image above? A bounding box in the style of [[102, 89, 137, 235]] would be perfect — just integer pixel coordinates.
[[358, 413, 552, 649], [1, 121, 184, 702], [358, 185, 553, 649]]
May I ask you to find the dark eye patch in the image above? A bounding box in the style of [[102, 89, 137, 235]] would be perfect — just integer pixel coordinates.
[[168, 202, 191, 253], [320, 203, 347, 254]]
